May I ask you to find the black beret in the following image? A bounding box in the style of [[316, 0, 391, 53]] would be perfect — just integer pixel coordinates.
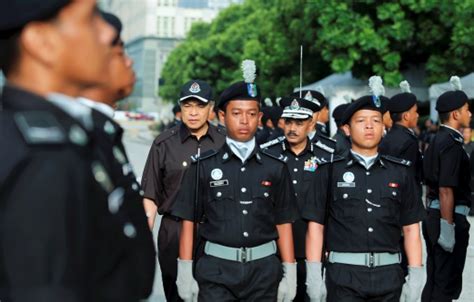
[[332, 103, 350, 126], [388, 93, 417, 113], [436, 90, 469, 113], [261, 106, 272, 125], [0, 0, 70, 35], [380, 96, 390, 114], [218, 81, 261, 109], [269, 106, 283, 126], [341, 95, 384, 125], [180, 80, 213, 103], [280, 96, 320, 119], [172, 104, 181, 115], [101, 12, 122, 45], [291, 90, 326, 110]]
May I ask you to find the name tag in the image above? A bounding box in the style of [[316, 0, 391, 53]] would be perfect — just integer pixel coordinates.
[[337, 182, 356, 188], [210, 179, 229, 187]]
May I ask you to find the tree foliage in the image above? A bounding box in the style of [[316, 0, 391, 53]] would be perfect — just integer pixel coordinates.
[[159, 0, 474, 102]]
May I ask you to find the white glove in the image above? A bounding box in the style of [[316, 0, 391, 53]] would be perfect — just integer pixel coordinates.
[[400, 266, 425, 302], [305, 261, 327, 302], [438, 218, 455, 253], [176, 258, 199, 302], [277, 262, 297, 302]]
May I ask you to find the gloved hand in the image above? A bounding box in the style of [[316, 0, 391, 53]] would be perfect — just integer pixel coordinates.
[[400, 266, 426, 302], [277, 262, 297, 302], [438, 218, 455, 253], [176, 258, 199, 302], [305, 261, 327, 302]]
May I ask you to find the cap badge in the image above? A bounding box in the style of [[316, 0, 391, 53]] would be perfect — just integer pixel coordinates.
[[372, 95, 381, 108], [211, 168, 223, 180], [290, 99, 300, 110], [247, 83, 258, 97], [343, 171, 355, 183], [304, 91, 313, 101], [189, 82, 201, 93]]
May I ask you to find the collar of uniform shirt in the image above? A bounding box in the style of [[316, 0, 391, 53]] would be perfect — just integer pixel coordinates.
[[179, 122, 214, 143], [47, 93, 93, 130], [226, 136, 256, 163], [350, 149, 379, 170], [308, 130, 316, 140], [77, 97, 115, 119], [440, 124, 463, 138]]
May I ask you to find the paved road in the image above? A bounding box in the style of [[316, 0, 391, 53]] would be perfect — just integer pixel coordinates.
[[121, 124, 474, 302]]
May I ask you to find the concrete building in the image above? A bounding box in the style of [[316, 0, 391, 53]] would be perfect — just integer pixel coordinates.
[[100, 0, 242, 114]]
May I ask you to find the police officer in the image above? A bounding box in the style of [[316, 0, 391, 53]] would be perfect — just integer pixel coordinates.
[[0, 1, 138, 300], [79, 12, 156, 300], [263, 96, 334, 301], [422, 76, 471, 302], [304, 90, 425, 302], [141, 80, 225, 302], [171, 60, 298, 301], [332, 103, 351, 156]]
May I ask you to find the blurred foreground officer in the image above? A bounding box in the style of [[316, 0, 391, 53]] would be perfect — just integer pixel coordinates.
[[263, 96, 333, 301], [172, 60, 298, 302], [422, 76, 471, 302], [303, 81, 425, 302], [79, 12, 156, 300], [0, 0, 121, 301], [332, 103, 351, 156], [141, 80, 225, 302]]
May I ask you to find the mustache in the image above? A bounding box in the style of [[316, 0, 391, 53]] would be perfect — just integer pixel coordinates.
[[287, 131, 298, 136]]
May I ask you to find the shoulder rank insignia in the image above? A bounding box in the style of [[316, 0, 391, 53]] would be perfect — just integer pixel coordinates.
[[260, 135, 285, 149], [154, 128, 177, 144], [449, 133, 464, 144], [14, 111, 66, 144], [315, 140, 335, 154], [260, 148, 288, 163], [381, 155, 412, 167], [191, 149, 217, 163]]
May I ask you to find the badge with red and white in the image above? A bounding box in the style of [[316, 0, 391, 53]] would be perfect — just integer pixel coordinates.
[[388, 182, 399, 188], [261, 180, 272, 187]]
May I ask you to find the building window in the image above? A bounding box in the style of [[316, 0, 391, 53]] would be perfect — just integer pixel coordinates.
[[170, 17, 175, 36], [157, 16, 161, 36]]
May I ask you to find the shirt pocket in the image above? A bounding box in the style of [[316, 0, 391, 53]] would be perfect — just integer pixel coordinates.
[[251, 185, 274, 224], [206, 185, 233, 221], [333, 187, 360, 221], [379, 188, 401, 224]]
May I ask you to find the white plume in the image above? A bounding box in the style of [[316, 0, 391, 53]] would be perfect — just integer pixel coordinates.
[[241, 59, 256, 83], [368, 75, 385, 97], [343, 95, 352, 103], [276, 97, 282, 106], [399, 80, 411, 93], [450, 76, 462, 91], [264, 97, 273, 107]]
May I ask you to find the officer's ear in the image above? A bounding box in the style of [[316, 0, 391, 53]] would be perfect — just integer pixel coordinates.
[[20, 21, 58, 69], [343, 124, 350, 136], [218, 108, 226, 122]]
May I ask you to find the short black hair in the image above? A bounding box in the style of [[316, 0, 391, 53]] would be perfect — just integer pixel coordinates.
[[220, 100, 261, 113], [390, 112, 402, 123], [0, 32, 21, 76], [438, 111, 451, 123]]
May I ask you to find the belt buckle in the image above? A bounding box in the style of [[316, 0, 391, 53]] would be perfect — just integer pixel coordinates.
[[240, 248, 248, 263], [367, 253, 375, 268]]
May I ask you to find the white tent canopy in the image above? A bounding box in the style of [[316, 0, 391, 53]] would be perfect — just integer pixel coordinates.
[[429, 72, 474, 121]]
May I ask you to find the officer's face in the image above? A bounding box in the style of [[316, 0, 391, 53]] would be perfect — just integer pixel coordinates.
[[221, 100, 262, 142], [406, 104, 419, 128], [180, 99, 211, 131], [47, 0, 115, 90], [105, 43, 135, 103], [346, 109, 384, 152], [457, 103, 471, 128], [383, 111, 393, 129], [284, 118, 312, 145], [319, 106, 329, 123]]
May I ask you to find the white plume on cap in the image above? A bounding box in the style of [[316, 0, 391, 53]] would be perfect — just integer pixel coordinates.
[[264, 97, 273, 107], [241, 59, 256, 83], [450, 76, 462, 91], [343, 95, 352, 103], [276, 97, 282, 106], [399, 80, 411, 93], [368, 75, 385, 97]]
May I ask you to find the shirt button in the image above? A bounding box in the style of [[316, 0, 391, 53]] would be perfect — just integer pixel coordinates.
[[294, 168, 298, 172], [243, 232, 249, 237], [241, 167, 246, 172], [241, 187, 247, 193], [295, 158, 299, 161], [242, 209, 248, 215], [368, 227, 374, 232], [293, 180, 297, 184], [343, 193, 348, 199], [295, 193, 298, 197], [366, 171, 370, 176], [392, 191, 397, 196], [216, 192, 222, 197], [264, 192, 269, 197], [139, 190, 144, 196], [367, 208, 373, 212], [132, 183, 139, 191], [182, 161, 188, 167], [367, 189, 372, 194]]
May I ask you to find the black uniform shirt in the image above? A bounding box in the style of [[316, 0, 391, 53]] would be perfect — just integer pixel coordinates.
[[302, 152, 425, 253], [317, 122, 329, 136], [141, 123, 225, 215], [266, 138, 334, 258], [423, 125, 471, 206], [333, 128, 351, 156], [379, 124, 423, 183], [312, 130, 337, 152], [171, 143, 299, 248]]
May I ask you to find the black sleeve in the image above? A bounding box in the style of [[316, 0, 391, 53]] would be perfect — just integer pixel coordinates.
[[399, 139, 419, 164], [400, 168, 425, 225], [170, 162, 199, 221], [438, 144, 463, 188], [272, 163, 299, 224], [2, 157, 88, 301], [301, 164, 330, 224], [141, 143, 164, 206]]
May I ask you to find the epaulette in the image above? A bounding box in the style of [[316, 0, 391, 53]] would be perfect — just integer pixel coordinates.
[[381, 155, 412, 167], [191, 149, 218, 163], [315, 140, 335, 154], [260, 135, 285, 149], [154, 127, 178, 144], [14, 111, 67, 144], [449, 133, 464, 144], [260, 148, 288, 163], [216, 125, 227, 136], [320, 134, 336, 143], [316, 154, 344, 166]]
